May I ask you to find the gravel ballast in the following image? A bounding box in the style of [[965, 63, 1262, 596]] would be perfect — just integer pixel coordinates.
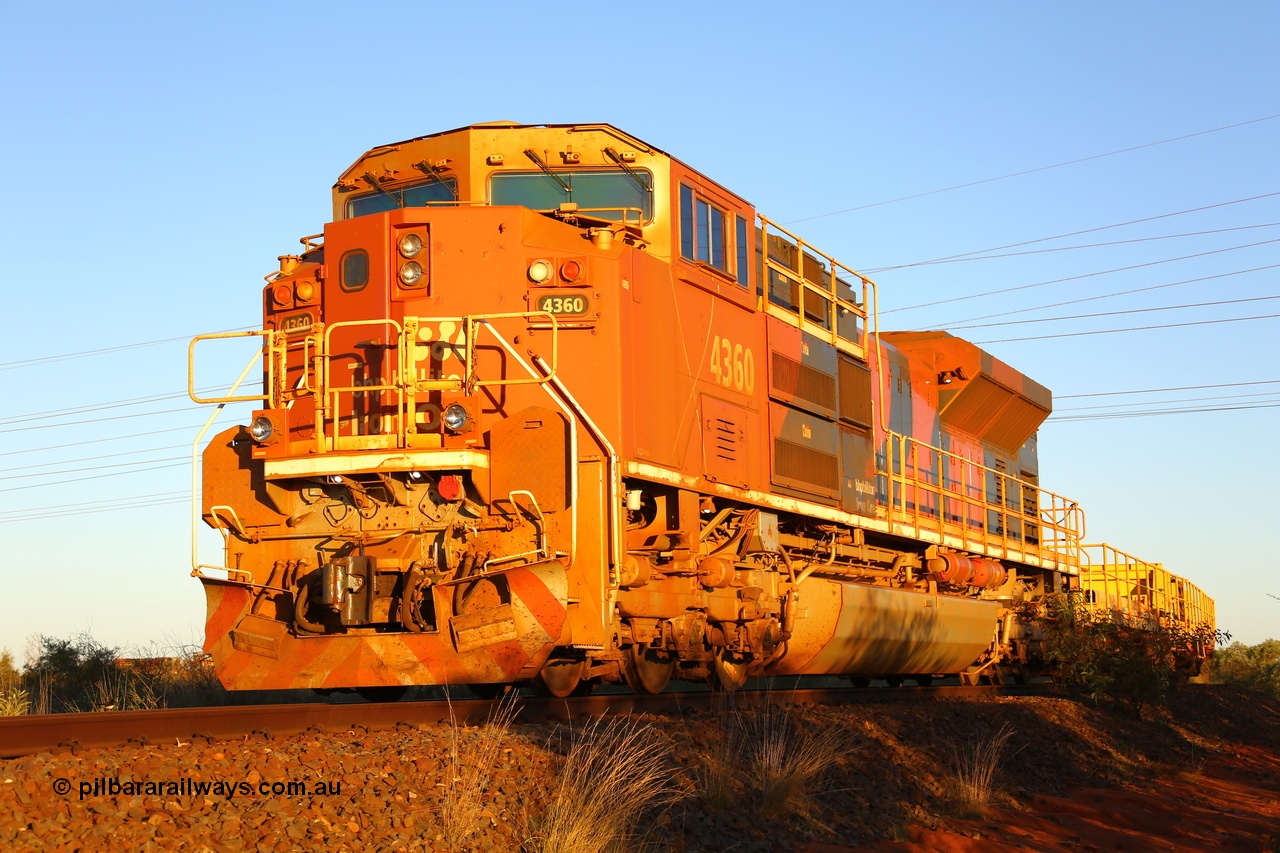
[[2, 685, 1277, 851]]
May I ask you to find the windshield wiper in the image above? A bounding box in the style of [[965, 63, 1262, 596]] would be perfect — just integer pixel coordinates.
[[412, 160, 458, 200], [523, 149, 571, 193], [361, 172, 404, 208], [604, 147, 651, 195]]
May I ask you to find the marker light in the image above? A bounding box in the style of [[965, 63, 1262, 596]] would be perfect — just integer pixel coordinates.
[[527, 259, 554, 283], [443, 404, 469, 432], [294, 280, 316, 302], [398, 233, 424, 257], [399, 261, 424, 285], [559, 260, 582, 282], [272, 284, 292, 305], [249, 417, 274, 442], [437, 474, 464, 501]]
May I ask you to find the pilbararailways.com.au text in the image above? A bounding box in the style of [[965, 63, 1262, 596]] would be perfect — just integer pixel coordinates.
[[68, 777, 342, 800]]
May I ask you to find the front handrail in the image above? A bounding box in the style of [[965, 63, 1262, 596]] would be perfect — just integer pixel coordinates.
[[312, 310, 560, 450], [188, 330, 280, 404]]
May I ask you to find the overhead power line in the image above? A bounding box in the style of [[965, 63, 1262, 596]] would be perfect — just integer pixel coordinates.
[[975, 312, 1280, 344], [0, 454, 189, 482], [0, 460, 189, 493], [0, 403, 250, 435], [0, 326, 255, 371], [1057, 379, 1280, 399], [0, 423, 209, 458], [947, 294, 1280, 331], [873, 221, 1280, 270], [0, 493, 189, 525], [863, 189, 1280, 273], [786, 113, 1280, 224], [0, 443, 190, 475], [886, 236, 1280, 315], [943, 263, 1280, 327], [0, 387, 225, 427], [1055, 390, 1280, 412], [1047, 401, 1280, 422]]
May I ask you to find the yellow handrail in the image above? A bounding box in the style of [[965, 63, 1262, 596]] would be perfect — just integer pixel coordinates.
[[757, 215, 872, 359], [881, 432, 1083, 570]]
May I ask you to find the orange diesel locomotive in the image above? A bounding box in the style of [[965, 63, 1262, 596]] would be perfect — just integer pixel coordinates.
[[188, 123, 1214, 696]]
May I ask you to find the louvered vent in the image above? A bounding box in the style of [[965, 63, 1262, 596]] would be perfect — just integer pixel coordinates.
[[939, 374, 1050, 451], [838, 356, 873, 427], [771, 351, 837, 412], [774, 438, 840, 491], [708, 416, 738, 462]]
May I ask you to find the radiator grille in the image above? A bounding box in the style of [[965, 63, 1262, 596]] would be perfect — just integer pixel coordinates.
[[838, 356, 873, 427], [774, 437, 840, 492], [771, 351, 837, 412]]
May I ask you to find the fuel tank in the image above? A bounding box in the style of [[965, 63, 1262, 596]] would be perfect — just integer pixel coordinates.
[[772, 579, 998, 676]]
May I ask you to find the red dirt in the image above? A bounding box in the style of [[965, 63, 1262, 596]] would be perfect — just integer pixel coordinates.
[[818, 735, 1280, 852]]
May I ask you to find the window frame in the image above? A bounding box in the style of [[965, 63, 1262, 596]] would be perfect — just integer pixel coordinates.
[[489, 168, 655, 225], [679, 182, 751, 289], [344, 178, 460, 219]]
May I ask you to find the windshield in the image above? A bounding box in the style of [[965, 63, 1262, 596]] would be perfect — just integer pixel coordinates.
[[346, 179, 458, 218], [491, 170, 653, 223]]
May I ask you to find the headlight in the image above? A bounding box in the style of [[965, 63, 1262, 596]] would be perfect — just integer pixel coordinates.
[[527, 259, 554, 283], [249, 416, 274, 442], [398, 233, 424, 257], [399, 261, 424, 285], [443, 404, 469, 432]]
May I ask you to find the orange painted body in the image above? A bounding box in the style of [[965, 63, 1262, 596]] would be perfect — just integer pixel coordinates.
[[190, 123, 1214, 694]]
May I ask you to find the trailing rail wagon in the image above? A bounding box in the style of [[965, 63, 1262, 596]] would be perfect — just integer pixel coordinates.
[[188, 122, 1215, 696]]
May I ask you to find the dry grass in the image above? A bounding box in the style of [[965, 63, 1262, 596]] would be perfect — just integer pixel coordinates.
[[703, 696, 854, 822], [524, 716, 684, 853], [947, 723, 1017, 817], [438, 691, 519, 850], [0, 683, 28, 716]]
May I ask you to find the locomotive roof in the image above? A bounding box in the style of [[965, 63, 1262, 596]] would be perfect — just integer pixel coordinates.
[[352, 122, 671, 159], [334, 121, 746, 205]]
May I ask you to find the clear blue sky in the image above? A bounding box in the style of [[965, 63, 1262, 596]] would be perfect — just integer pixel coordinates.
[[1, 1, 1276, 659]]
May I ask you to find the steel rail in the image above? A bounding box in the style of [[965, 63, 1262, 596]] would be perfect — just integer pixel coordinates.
[[0, 684, 1048, 760]]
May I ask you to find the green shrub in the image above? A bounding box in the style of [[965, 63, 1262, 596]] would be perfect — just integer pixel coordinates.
[[1208, 640, 1280, 699], [1037, 593, 1214, 717], [17, 634, 227, 713], [23, 633, 119, 712]]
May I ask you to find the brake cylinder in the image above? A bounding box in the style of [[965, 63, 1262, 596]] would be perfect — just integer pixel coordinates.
[[928, 553, 1007, 589]]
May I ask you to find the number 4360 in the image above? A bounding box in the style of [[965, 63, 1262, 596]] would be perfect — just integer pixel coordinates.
[[709, 335, 755, 394]]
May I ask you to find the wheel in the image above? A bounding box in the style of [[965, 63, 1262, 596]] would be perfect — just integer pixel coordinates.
[[356, 686, 408, 702], [623, 645, 675, 694], [914, 675, 934, 687], [709, 652, 750, 693], [885, 676, 904, 688], [536, 659, 587, 698], [849, 677, 871, 688]]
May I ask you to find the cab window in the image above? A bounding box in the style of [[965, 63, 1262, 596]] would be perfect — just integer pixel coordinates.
[[346, 179, 458, 218], [491, 170, 653, 224]]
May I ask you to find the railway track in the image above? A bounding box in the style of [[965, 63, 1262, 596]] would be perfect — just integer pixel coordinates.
[[0, 684, 1047, 759]]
